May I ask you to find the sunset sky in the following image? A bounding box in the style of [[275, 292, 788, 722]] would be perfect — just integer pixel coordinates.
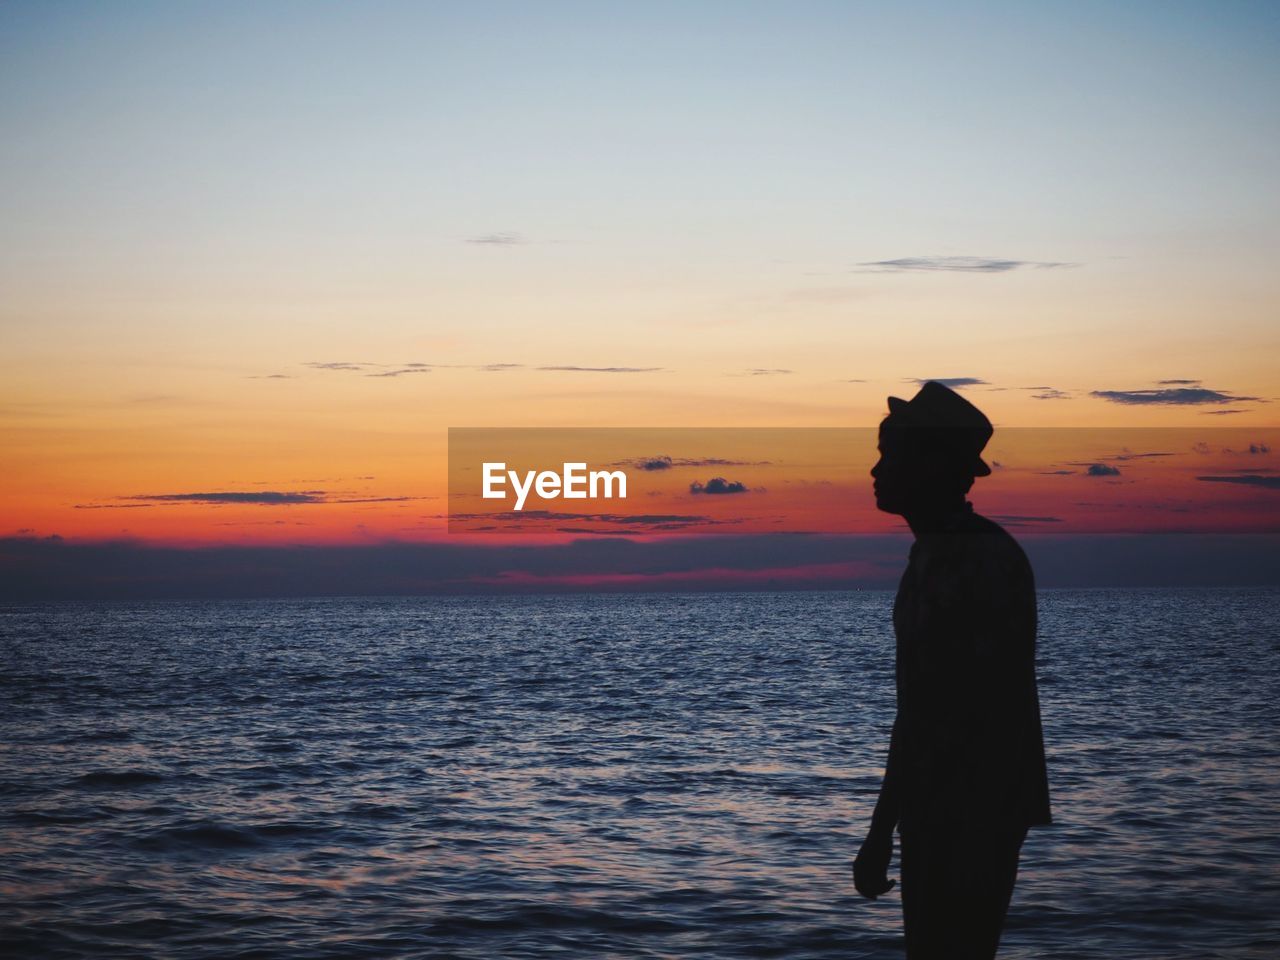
[[2, 1, 1278, 577]]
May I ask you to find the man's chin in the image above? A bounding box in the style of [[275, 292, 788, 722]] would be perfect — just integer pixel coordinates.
[[874, 496, 905, 516]]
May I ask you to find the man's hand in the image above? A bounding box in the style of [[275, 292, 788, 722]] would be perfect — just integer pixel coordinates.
[[852, 828, 897, 900]]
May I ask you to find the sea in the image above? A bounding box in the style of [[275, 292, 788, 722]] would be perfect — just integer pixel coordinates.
[[2, 589, 1278, 959]]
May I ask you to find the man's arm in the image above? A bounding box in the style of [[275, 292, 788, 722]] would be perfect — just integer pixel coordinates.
[[853, 716, 900, 899]]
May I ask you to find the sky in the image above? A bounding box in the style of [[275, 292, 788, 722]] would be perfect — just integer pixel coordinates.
[[1, 1, 1278, 583]]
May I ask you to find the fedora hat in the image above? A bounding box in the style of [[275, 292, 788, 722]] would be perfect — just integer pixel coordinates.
[[884, 381, 993, 477]]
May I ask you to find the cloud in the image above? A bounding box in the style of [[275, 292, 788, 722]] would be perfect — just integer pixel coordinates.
[[1201, 409, 1246, 416], [306, 360, 534, 375], [988, 515, 1064, 525], [1157, 379, 1201, 385], [1092, 451, 1175, 462], [0, 532, 914, 598], [1090, 387, 1261, 406], [690, 477, 750, 495], [307, 361, 434, 376], [73, 503, 155, 510], [909, 377, 987, 389], [634, 456, 673, 471], [536, 366, 664, 373], [747, 368, 792, 376], [452, 510, 718, 529], [1250, 443, 1271, 455], [614, 456, 770, 471], [857, 257, 1076, 274], [332, 496, 422, 504], [1038, 470, 1076, 475], [1024, 386, 1071, 400], [6, 533, 1278, 599], [295, 360, 680, 378], [1086, 464, 1122, 477], [1196, 474, 1280, 490], [99, 491, 422, 507], [366, 368, 432, 378], [466, 232, 525, 245], [123, 491, 327, 505], [215, 520, 310, 527], [248, 374, 294, 380]]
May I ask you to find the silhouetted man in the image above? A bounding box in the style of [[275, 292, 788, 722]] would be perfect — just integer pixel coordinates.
[[852, 381, 1051, 959]]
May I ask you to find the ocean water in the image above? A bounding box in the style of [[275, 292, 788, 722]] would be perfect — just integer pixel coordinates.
[[1, 589, 1278, 959]]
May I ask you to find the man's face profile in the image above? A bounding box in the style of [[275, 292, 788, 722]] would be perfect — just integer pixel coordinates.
[[871, 421, 974, 516], [871, 423, 915, 516]]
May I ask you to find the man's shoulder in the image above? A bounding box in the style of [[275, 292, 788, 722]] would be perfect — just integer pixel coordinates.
[[968, 510, 1027, 549], [949, 511, 1034, 582]]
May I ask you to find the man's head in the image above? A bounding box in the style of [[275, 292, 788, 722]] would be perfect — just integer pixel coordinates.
[[871, 381, 993, 516]]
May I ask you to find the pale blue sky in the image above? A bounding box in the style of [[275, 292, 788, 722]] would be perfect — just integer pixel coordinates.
[[2, 1, 1278, 427]]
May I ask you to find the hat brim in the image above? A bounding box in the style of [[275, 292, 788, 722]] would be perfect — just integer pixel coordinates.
[[885, 394, 992, 477]]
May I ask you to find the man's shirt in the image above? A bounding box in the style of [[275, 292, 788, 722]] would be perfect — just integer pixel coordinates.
[[892, 502, 1052, 832]]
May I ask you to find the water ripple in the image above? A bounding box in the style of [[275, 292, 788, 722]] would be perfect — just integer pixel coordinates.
[[2, 589, 1278, 958]]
